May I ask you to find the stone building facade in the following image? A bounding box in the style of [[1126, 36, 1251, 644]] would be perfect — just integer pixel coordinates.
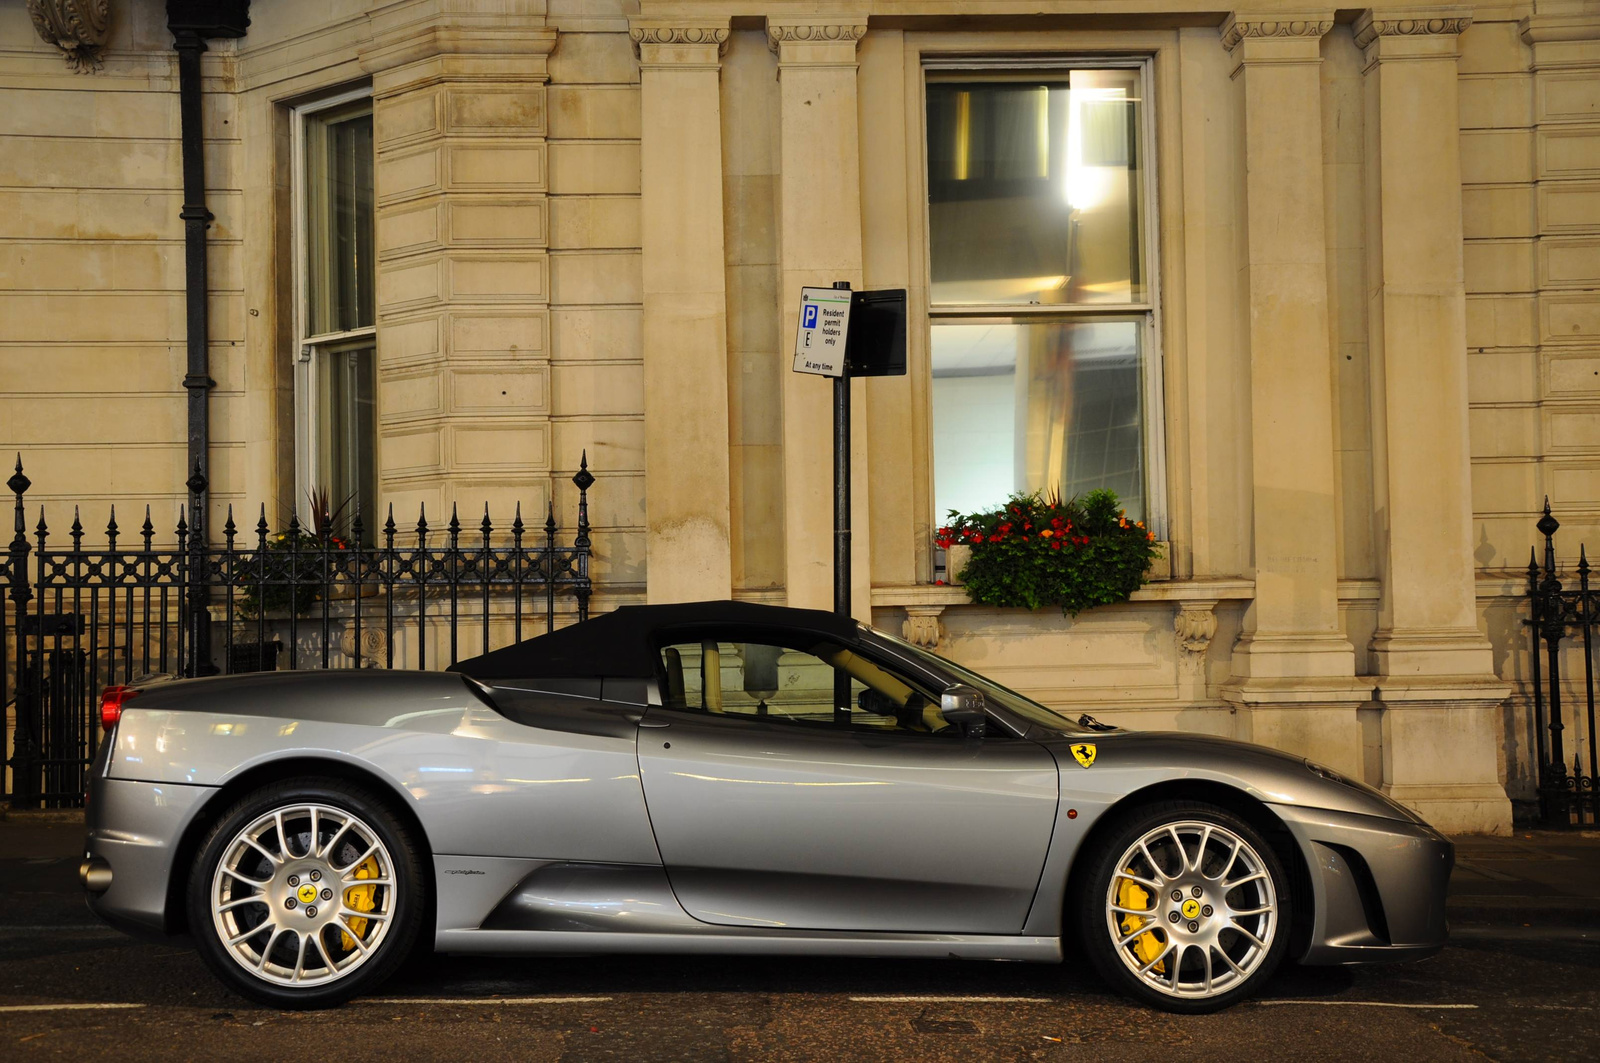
[[3, 0, 1599, 833]]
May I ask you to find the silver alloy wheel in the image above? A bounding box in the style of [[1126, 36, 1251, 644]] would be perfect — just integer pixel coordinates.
[[1103, 820, 1278, 1000], [209, 803, 396, 988]]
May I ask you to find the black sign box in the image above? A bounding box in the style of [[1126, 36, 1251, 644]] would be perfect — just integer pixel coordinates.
[[844, 289, 907, 378]]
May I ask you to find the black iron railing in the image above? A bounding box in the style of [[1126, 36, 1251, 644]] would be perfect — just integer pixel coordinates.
[[2, 454, 595, 809], [1526, 500, 1599, 827]]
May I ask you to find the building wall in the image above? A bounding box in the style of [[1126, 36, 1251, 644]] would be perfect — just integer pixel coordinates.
[[1461, 3, 1600, 800], [4, 0, 1598, 832], [0, 1, 245, 526]]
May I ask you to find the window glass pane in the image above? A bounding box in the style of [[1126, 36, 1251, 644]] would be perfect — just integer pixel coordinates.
[[931, 319, 1145, 521], [657, 641, 956, 734], [304, 103, 374, 336], [926, 69, 1145, 306], [316, 342, 376, 543]]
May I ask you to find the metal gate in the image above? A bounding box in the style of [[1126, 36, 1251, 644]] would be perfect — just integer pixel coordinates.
[[3, 455, 596, 809], [1525, 501, 1599, 827]]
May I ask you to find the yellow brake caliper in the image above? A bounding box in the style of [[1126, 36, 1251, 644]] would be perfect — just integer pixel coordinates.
[[341, 856, 380, 952], [1117, 874, 1166, 974]]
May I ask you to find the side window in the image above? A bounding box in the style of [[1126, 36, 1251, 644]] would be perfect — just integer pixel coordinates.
[[657, 639, 956, 735]]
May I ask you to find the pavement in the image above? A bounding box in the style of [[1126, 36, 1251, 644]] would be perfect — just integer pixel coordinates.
[[0, 812, 1596, 1061]]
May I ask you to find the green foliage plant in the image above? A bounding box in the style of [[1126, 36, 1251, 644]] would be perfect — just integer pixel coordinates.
[[936, 489, 1161, 616]]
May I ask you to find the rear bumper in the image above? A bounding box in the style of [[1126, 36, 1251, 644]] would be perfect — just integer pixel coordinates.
[[1270, 804, 1453, 966], [83, 775, 216, 938]]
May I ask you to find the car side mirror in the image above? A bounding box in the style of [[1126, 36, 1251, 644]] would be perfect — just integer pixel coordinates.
[[940, 685, 987, 738]]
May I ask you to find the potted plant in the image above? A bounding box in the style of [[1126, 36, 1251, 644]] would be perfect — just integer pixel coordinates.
[[237, 488, 354, 619], [936, 489, 1161, 615]]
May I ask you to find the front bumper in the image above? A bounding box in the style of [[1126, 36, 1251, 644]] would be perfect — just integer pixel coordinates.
[[1270, 804, 1453, 966], [83, 775, 217, 939]]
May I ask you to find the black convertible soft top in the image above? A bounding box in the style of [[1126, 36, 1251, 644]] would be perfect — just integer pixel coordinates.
[[448, 599, 860, 680]]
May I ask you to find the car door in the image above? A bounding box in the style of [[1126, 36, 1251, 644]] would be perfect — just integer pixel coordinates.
[[635, 631, 1059, 935]]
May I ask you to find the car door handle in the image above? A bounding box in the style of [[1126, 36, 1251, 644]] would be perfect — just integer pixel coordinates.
[[638, 719, 672, 729]]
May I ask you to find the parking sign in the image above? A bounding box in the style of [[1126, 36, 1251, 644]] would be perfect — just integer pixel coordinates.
[[792, 288, 851, 377]]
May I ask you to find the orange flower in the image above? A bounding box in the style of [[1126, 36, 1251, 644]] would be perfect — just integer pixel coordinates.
[[1147, 531, 1155, 541], [1040, 529, 1054, 538]]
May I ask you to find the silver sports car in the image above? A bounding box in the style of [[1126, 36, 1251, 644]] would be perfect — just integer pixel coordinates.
[[81, 600, 1451, 1012]]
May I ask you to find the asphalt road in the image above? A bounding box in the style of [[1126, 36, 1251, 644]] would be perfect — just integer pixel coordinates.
[[2, 822, 1596, 1062]]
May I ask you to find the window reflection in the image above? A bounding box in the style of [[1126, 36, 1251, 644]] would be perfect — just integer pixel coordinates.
[[931, 319, 1145, 521], [927, 69, 1145, 306]]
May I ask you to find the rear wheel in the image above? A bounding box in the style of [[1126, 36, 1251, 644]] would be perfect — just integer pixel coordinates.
[[187, 778, 424, 1008], [1074, 800, 1291, 1013]]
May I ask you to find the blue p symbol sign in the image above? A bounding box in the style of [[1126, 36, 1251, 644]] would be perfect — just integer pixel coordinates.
[[802, 303, 819, 329]]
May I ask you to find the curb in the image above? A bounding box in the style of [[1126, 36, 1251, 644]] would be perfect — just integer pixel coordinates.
[[0, 808, 86, 825], [1447, 901, 1600, 929]]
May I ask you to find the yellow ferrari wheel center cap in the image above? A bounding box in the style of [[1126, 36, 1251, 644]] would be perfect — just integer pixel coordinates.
[[297, 883, 318, 904], [1181, 898, 1201, 920]]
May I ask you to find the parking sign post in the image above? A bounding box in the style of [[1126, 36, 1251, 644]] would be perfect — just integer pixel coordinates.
[[791, 282, 906, 624]]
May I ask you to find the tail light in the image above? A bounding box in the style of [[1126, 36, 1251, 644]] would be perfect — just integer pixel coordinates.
[[100, 685, 139, 730]]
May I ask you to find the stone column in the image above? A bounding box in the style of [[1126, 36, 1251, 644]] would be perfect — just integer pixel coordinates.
[[631, 21, 735, 603], [1220, 13, 1370, 775], [1355, 8, 1511, 833], [361, 9, 557, 521], [768, 16, 873, 618]]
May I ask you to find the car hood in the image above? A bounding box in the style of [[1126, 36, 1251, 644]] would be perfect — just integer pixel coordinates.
[[1029, 727, 1429, 826]]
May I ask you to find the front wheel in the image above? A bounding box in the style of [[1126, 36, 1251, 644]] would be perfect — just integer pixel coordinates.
[[187, 778, 425, 1008], [1074, 801, 1291, 1013]]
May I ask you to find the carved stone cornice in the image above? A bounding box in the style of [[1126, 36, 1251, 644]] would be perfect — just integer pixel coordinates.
[[1353, 9, 1472, 49], [1175, 601, 1220, 657], [629, 23, 730, 61], [901, 605, 945, 650], [1220, 12, 1334, 51], [27, 0, 111, 74], [766, 19, 868, 56]]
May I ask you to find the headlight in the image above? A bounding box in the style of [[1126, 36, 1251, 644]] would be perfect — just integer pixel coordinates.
[[1302, 758, 1427, 825], [1303, 759, 1352, 786]]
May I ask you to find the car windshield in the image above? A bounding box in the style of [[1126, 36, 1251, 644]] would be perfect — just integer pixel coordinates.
[[862, 628, 1090, 735]]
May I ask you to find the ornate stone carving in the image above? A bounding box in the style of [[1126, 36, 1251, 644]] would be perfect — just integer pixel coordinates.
[[766, 21, 868, 54], [1354, 13, 1472, 49], [629, 24, 730, 58], [340, 626, 388, 667], [27, 0, 111, 73], [902, 606, 946, 650], [1174, 601, 1219, 657], [1220, 15, 1334, 51]]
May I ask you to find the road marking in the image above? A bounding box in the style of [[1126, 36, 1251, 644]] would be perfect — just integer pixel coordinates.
[[0, 1003, 147, 1014], [362, 997, 613, 1005], [1256, 1000, 1478, 1010], [849, 996, 1054, 1003]]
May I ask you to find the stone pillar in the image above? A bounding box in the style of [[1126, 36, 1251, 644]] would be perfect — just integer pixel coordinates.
[[631, 21, 735, 603], [768, 16, 873, 618], [1220, 13, 1370, 775], [362, 8, 557, 521], [1356, 8, 1511, 833]]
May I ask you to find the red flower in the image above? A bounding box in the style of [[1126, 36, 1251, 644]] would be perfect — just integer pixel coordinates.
[[1023, 522, 1032, 531], [1051, 517, 1065, 530], [1051, 541, 1062, 550]]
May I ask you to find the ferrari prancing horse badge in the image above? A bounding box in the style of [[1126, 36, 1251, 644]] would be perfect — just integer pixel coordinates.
[[1071, 743, 1097, 768]]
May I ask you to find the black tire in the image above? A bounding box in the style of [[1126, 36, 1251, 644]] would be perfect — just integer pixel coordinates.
[[187, 777, 426, 1009], [1072, 800, 1292, 1014]]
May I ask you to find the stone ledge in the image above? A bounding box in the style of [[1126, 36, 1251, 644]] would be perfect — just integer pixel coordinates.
[[870, 577, 1255, 609]]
